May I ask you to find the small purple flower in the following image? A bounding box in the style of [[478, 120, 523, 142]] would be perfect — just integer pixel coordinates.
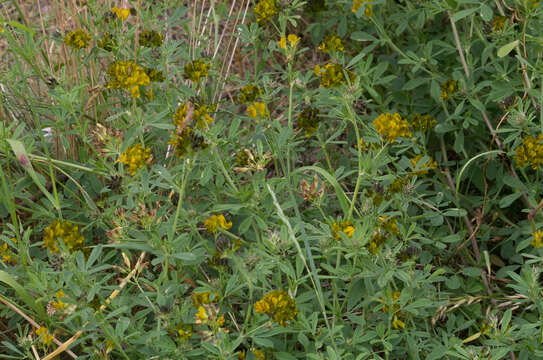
[[18, 154, 30, 167]]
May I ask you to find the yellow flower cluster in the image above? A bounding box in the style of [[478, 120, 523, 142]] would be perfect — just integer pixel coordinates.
[[387, 177, 406, 195], [236, 84, 263, 104], [98, 33, 116, 51], [194, 304, 224, 327], [373, 113, 412, 142], [168, 126, 207, 158], [64, 29, 91, 49], [43, 219, 84, 253], [514, 134, 543, 169], [192, 291, 216, 307], [118, 143, 151, 175], [0, 238, 15, 264], [36, 327, 54, 345], [177, 323, 193, 340], [254, 290, 299, 326], [254, 0, 278, 23], [106, 60, 150, 98], [380, 291, 405, 329], [492, 16, 507, 32], [379, 216, 399, 235], [173, 103, 188, 128], [183, 59, 210, 83], [318, 35, 344, 53], [278, 34, 300, 49], [367, 233, 385, 254], [352, 0, 373, 16], [247, 102, 268, 118], [112, 6, 130, 21], [238, 349, 266, 360], [145, 68, 165, 82], [140, 29, 163, 47], [204, 214, 232, 234], [331, 220, 355, 240], [194, 104, 215, 128], [367, 216, 399, 254], [253, 349, 265, 359], [52, 290, 66, 311], [410, 154, 437, 177], [440, 79, 458, 100], [297, 106, 320, 136], [532, 230, 543, 248], [313, 63, 353, 88], [410, 113, 436, 132]]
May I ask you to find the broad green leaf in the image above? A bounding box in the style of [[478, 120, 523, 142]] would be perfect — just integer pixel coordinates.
[[497, 40, 519, 58]]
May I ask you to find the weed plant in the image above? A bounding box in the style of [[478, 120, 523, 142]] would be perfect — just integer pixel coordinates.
[[1, 0, 543, 359]]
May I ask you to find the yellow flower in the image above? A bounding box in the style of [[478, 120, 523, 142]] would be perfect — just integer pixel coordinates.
[[392, 315, 405, 329], [331, 220, 355, 240], [192, 291, 214, 307], [532, 230, 543, 248], [514, 134, 543, 169], [140, 30, 163, 47], [236, 84, 263, 104], [410, 154, 438, 177], [106, 60, 150, 98], [35, 327, 54, 345], [352, 0, 373, 16], [492, 16, 507, 32], [204, 214, 233, 234], [64, 29, 91, 50], [254, 0, 279, 23], [168, 126, 207, 158], [288, 34, 300, 46], [111, 6, 130, 21], [253, 349, 265, 360], [177, 324, 193, 340], [0, 242, 15, 264], [313, 63, 354, 88], [118, 143, 151, 175], [373, 113, 412, 142], [297, 106, 320, 136], [247, 102, 268, 118], [440, 79, 458, 100], [217, 315, 225, 327], [318, 34, 344, 53], [193, 104, 215, 128], [367, 233, 385, 254], [278, 36, 287, 49], [43, 219, 84, 254], [254, 290, 298, 326], [183, 59, 210, 83], [97, 33, 116, 51], [196, 306, 208, 322], [379, 216, 400, 235], [410, 113, 436, 132]]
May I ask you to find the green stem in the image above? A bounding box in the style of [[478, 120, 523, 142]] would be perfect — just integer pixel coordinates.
[[213, 146, 238, 193], [347, 105, 362, 220]]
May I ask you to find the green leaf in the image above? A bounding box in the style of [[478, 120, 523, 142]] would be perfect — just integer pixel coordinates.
[[461, 267, 482, 277], [480, 4, 493, 22], [443, 208, 467, 217], [0, 270, 46, 319], [497, 40, 519, 58], [499, 192, 523, 208], [7, 139, 59, 210], [452, 8, 478, 22]]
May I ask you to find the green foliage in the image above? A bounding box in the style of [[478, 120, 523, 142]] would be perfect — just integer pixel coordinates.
[[1, 0, 543, 359]]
